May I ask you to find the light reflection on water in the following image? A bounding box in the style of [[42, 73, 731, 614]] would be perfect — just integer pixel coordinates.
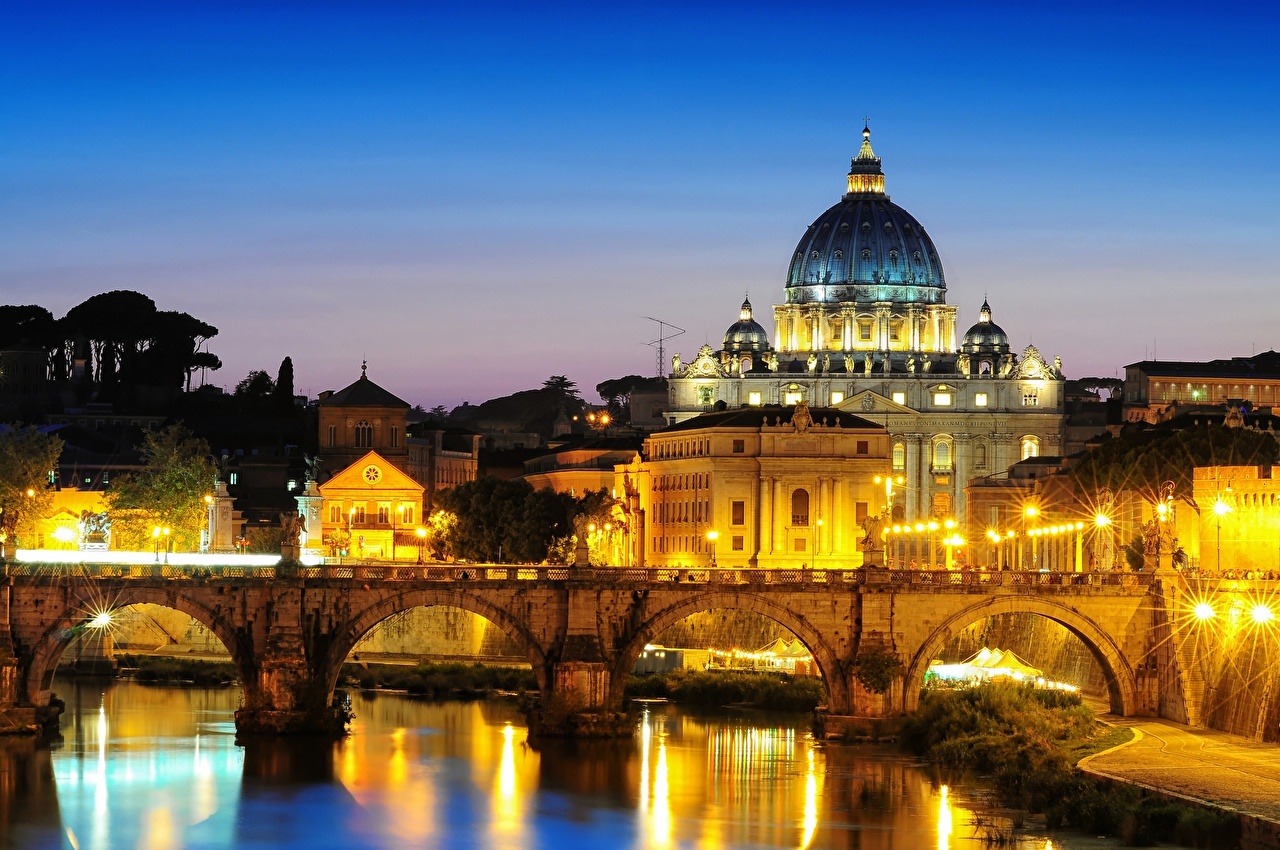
[[0, 676, 1110, 849]]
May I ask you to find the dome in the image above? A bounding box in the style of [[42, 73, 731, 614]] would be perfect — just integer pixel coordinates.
[[723, 297, 771, 353], [960, 300, 1010, 355], [784, 127, 946, 306]]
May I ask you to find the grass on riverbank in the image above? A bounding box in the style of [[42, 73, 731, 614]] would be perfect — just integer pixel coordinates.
[[115, 655, 239, 686], [902, 683, 1241, 848], [340, 661, 537, 699], [626, 669, 824, 712]]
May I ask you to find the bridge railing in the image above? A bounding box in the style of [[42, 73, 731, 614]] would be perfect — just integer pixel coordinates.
[[5, 560, 1157, 588]]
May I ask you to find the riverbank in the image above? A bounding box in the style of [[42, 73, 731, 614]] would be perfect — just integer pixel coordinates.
[[902, 682, 1242, 848], [625, 669, 824, 712]]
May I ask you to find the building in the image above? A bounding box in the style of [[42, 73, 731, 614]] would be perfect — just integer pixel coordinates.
[[1193, 465, 1280, 576], [666, 127, 1066, 522], [1124, 351, 1280, 423], [311, 451, 425, 561], [316, 362, 410, 478], [406, 424, 481, 511], [615, 403, 890, 569], [522, 435, 641, 495]]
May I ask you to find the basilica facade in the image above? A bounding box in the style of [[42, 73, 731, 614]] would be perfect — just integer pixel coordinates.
[[666, 127, 1066, 523]]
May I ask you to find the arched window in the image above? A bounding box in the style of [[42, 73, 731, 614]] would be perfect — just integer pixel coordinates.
[[975, 443, 988, 469], [354, 420, 373, 448], [933, 440, 951, 471], [1021, 436, 1040, 460], [892, 442, 906, 470], [791, 489, 810, 526]]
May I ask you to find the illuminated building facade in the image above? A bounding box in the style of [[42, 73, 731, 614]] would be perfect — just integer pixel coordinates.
[[666, 127, 1066, 521], [614, 404, 890, 568], [1193, 465, 1280, 575], [1124, 351, 1280, 423], [313, 450, 424, 560]]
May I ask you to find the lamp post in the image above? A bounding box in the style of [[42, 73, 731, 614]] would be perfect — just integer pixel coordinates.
[[1022, 505, 1040, 569], [152, 526, 162, 563], [415, 526, 426, 564], [1214, 494, 1232, 573], [393, 504, 405, 563], [706, 530, 718, 568]]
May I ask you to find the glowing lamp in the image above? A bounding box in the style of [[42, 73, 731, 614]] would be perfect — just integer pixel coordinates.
[[1193, 602, 1215, 621], [1094, 513, 1111, 528], [1251, 605, 1275, 625], [89, 611, 112, 629], [1214, 500, 1231, 516]]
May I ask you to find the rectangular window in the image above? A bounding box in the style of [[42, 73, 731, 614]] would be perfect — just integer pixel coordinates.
[[377, 503, 391, 524], [892, 392, 906, 405], [830, 391, 844, 405], [784, 392, 803, 405], [856, 440, 869, 455], [731, 500, 745, 525], [855, 501, 869, 523], [1023, 391, 1039, 407], [229, 472, 238, 485], [328, 424, 337, 447], [747, 391, 762, 406], [732, 535, 744, 551], [975, 392, 988, 407], [329, 504, 341, 523], [390, 426, 399, 448], [859, 323, 872, 341], [732, 439, 745, 453], [933, 392, 952, 406], [794, 538, 806, 552], [889, 322, 901, 342]]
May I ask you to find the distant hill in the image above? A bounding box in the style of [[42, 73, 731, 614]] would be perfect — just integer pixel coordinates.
[[448, 387, 586, 439]]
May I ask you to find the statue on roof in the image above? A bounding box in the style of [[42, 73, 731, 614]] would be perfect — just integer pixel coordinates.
[[791, 401, 813, 433]]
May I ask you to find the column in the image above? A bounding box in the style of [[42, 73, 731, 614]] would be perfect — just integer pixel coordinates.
[[788, 307, 802, 351], [807, 306, 824, 351], [757, 476, 772, 562], [773, 306, 788, 352], [774, 478, 786, 557], [875, 304, 892, 351]]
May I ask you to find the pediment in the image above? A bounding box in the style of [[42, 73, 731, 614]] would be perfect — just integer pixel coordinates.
[[320, 451, 423, 494], [838, 390, 916, 415]]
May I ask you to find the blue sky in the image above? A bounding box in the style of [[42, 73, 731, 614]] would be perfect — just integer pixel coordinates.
[[2, 1, 1278, 407]]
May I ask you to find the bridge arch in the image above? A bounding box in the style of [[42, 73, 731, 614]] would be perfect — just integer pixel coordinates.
[[318, 589, 549, 702], [610, 591, 850, 714], [903, 595, 1139, 716], [24, 587, 251, 708]]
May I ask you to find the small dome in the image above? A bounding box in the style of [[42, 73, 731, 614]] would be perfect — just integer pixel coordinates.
[[723, 297, 771, 354], [960, 299, 1010, 355]]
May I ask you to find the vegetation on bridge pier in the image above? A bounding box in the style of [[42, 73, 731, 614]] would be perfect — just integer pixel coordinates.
[[902, 682, 1241, 848]]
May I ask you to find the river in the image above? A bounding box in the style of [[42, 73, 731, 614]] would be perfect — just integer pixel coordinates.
[[0, 676, 1120, 849]]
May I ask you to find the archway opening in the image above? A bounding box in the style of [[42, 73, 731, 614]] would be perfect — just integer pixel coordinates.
[[333, 605, 539, 701], [627, 607, 828, 712], [923, 613, 1111, 708], [39, 601, 247, 732]]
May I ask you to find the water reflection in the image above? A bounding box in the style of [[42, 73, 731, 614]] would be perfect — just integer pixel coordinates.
[[0, 677, 1111, 849]]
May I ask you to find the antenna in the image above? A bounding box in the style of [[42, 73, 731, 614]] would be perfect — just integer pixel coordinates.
[[644, 317, 686, 377]]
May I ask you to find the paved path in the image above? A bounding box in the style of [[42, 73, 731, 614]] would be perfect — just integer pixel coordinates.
[[1080, 717, 1280, 824]]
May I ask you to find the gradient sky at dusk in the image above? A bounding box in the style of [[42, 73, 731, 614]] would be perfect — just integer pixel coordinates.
[[3, 2, 1278, 408]]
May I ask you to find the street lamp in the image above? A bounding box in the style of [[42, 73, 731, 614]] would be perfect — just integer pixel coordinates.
[[706, 530, 719, 568], [415, 526, 426, 564], [1094, 511, 1112, 571], [393, 504, 405, 563], [1213, 495, 1232, 574]]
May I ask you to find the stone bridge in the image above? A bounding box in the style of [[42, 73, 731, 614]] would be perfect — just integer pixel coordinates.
[[0, 561, 1209, 735]]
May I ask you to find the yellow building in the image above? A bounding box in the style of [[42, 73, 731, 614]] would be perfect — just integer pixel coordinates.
[[615, 403, 890, 569], [315, 451, 425, 561], [1194, 465, 1280, 576], [317, 362, 410, 478]]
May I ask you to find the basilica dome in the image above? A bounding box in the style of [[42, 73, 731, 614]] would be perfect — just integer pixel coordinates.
[[960, 300, 1010, 355], [784, 127, 946, 306], [723, 297, 771, 353]]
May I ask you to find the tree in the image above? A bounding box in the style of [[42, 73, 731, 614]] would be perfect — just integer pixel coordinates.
[[274, 356, 295, 410], [0, 425, 62, 547], [542, 375, 583, 402], [1069, 423, 1278, 505], [106, 424, 217, 551], [434, 478, 579, 563]]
